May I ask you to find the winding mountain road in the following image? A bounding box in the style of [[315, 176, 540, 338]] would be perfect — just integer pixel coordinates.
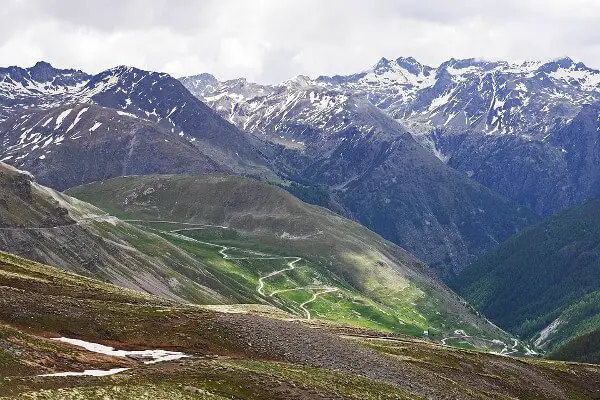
[[133, 221, 340, 320], [299, 287, 339, 320], [256, 257, 301, 296]]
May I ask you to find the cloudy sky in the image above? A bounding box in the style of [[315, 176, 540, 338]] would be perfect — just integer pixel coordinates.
[[1, 0, 599, 83]]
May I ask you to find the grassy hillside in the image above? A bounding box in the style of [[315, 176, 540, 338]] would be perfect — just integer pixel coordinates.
[[0, 162, 512, 349], [0, 163, 262, 305], [66, 174, 519, 346], [451, 197, 600, 356], [1, 250, 599, 399]]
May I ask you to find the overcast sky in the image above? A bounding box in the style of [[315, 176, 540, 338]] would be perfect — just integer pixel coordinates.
[[1, 0, 600, 83]]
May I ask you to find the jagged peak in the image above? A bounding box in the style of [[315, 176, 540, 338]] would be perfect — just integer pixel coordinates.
[[552, 56, 575, 65], [104, 65, 137, 75], [537, 56, 583, 73], [395, 56, 432, 76], [439, 57, 495, 70], [32, 60, 54, 69], [182, 72, 218, 82], [283, 74, 313, 87], [396, 56, 418, 64], [88, 65, 173, 88], [370, 56, 433, 77], [373, 57, 394, 73], [27, 60, 87, 76], [0, 61, 89, 87], [227, 77, 248, 84]]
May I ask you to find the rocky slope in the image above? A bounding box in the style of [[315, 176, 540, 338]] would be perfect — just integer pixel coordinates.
[[1, 250, 599, 398], [0, 162, 243, 304], [0, 62, 273, 190]]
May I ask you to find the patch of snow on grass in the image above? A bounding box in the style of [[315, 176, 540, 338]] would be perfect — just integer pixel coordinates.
[[51, 337, 190, 364], [40, 368, 129, 377]]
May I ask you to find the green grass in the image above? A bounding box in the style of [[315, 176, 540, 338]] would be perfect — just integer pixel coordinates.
[[219, 359, 422, 400], [65, 174, 517, 346], [155, 226, 493, 338], [1, 384, 225, 400], [0, 359, 421, 400], [441, 339, 477, 349], [154, 227, 422, 333]]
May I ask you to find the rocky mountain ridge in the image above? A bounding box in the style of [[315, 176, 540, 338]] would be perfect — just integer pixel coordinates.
[[0, 62, 273, 189]]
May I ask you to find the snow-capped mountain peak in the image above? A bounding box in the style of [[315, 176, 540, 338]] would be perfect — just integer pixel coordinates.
[[0, 62, 90, 121], [284, 74, 313, 87], [180, 55, 600, 143], [360, 56, 434, 88]]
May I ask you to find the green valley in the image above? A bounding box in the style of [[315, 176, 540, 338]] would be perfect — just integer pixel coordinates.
[[451, 196, 600, 362]]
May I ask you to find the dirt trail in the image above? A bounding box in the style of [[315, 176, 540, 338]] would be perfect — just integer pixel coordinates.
[[257, 258, 301, 296], [300, 287, 339, 320]]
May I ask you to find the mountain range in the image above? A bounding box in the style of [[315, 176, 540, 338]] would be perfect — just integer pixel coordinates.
[[0, 62, 272, 191], [0, 60, 541, 277], [182, 56, 600, 219], [7, 57, 600, 278], [1, 54, 600, 379]]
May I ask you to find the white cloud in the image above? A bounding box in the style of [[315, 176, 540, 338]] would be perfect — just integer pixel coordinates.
[[0, 0, 599, 83]]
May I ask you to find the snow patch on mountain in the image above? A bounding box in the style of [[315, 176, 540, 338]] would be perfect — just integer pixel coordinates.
[[182, 56, 600, 141], [55, 108, 72, 128]]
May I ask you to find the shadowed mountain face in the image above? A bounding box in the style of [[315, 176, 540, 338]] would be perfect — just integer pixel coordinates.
[[181, 75, 535, 277], [430, 102, 600, 216]]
